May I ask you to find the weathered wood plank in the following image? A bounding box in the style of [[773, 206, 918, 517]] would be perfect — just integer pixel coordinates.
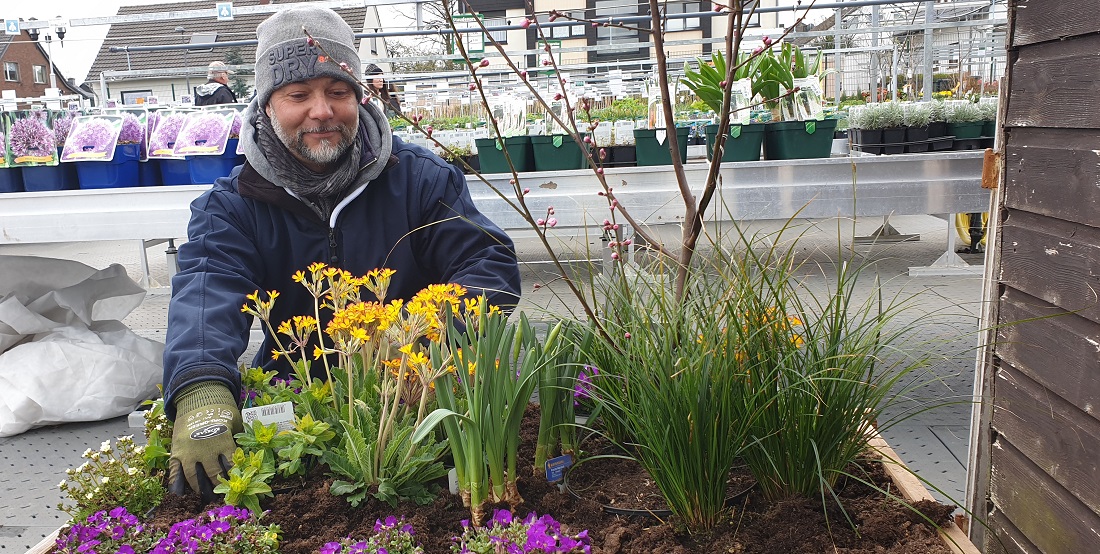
[[991, 363, 1100, 510], [995, 288, 1100, 420], [1003, 128, 1100, 227], [989, 437, 1100, 553], [997, 213, 1100, 324], [1012, 0, 1100, 46], [985, 508, 1042, 554], [1006, 33, 1100, 129]]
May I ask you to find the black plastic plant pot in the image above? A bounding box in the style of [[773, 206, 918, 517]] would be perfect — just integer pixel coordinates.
[[947, 122, 984, 140], [952, 138, 985, 151], [882, 127, 907, 145], [884, 144, 906, 155], [857, 128, 883, 146], [927, 121, 948, 138], [931, 137, 954, 151], [906, 126, 930, 142], [609, 145, 636, 167]]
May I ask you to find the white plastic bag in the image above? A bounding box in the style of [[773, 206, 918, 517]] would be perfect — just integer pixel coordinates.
[[0, 255, 163, 437]]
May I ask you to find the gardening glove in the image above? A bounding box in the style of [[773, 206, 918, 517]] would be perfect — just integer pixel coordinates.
[[168, 381, 242, 503]]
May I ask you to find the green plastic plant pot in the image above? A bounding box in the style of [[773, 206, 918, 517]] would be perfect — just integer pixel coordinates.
[[633, 127, 690, 166], [947, 121, 983, 140], [474, 136, 534, 174], [762, 119, 838, 160], [704, 123, 764, 162], [530, 134, 589, 171]]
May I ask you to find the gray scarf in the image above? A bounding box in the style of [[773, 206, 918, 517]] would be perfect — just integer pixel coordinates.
[[252, 106, 367, 221]]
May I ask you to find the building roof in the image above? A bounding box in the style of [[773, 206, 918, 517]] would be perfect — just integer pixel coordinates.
[[0, 31, 93, 99], [86, 0, 368, 81]]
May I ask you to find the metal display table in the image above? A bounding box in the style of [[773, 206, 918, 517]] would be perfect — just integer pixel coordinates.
[[0, 151, 989, 283]]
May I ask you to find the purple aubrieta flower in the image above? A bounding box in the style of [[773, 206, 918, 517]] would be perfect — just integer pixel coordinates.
[[149, 112, 189, 153], [175, 112, 230, 151], [9, 114, 53, 158], [118, 113, 145, 144]]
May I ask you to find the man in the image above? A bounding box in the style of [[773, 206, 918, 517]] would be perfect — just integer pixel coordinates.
[[193, 61, 239, 106], [162, 5, 521, 501]]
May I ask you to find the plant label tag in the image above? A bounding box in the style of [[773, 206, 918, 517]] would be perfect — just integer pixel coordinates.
[[241, 401, 295, 433], [545, 454, 574, 483], [448, 467, 459, 495]]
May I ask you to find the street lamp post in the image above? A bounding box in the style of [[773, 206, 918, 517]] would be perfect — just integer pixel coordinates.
[[176, 26, 191, 97], [26, 18, 66, 92]]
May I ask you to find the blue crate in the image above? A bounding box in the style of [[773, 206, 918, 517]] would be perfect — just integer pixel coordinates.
[[22, 163, 80, 191], [76, 144, 141, 189], [0, 167, 24, 193]]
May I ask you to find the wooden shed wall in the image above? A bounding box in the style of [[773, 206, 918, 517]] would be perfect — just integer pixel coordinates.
[[982, 0, 1100, 552]]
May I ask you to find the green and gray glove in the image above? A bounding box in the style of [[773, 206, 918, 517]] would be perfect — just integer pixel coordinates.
[[168, 381, 242, 502]]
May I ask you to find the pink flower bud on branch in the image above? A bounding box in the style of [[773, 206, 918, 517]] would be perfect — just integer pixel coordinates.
[[479, 58, 490, 67], [599, 148, 607, 160], [521, 18, 532, 29], [547, 217, 557, 227], [763, 36, 773, 47], [523, 187, 530, 194]]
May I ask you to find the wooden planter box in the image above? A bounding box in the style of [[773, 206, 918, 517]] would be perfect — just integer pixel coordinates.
[[28, 433, 980, 554]]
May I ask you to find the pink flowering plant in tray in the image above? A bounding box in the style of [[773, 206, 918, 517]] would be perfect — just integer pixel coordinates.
[[7, 110, 56, 166], [172, 109, 236, 156], [60, 115, 124, 162], [148, 110, 193, 159]]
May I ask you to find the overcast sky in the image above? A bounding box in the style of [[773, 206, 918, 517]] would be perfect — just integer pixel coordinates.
[[4, 0, 816, 84]]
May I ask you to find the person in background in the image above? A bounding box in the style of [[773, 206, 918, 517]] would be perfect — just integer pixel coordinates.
[[364, 63, 402, 118], [194, 61, 239, 106], [161, 6, 520, 502]]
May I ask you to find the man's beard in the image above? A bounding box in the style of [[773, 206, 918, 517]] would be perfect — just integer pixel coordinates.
[[272, 116, 357, 167]]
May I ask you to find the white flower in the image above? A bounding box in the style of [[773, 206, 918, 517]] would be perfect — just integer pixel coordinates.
[[85, 492, 94, 499], [100, 440, 112, 453], [107, 458, 118, 465], [78, 462, 90, 472], [65, 468, 74, 475], [127, 467, 139, 476], [58, 480, 67, 489], [101, 476, 110, 484], [82, 448, 93, 457]]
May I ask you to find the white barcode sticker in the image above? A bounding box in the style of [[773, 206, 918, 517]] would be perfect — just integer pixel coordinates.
[[241, 401, 295, 433]]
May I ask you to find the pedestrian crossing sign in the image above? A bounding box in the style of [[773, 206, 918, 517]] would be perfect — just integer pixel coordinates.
[[217, 3, 233, 21]]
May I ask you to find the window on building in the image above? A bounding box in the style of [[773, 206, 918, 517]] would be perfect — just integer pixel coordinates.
[[665, 2, 701, 32], [483, 14, 508, 44], [33, 65, 48, 84], [4, 62, 18, 82], [536, 11, 586, 39], [594, 0, 643, 57], [744, 0, 762, 27]]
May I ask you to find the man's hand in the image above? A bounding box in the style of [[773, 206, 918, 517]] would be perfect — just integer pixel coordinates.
[[168, 382, 242, 503]]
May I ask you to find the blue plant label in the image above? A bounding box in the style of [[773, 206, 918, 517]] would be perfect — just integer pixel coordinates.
[[241, 401, 295, 433], [545, 454, 574, 483]]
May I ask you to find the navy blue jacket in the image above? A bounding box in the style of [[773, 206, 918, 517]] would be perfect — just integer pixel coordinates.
[[162, 136, 520, 418]]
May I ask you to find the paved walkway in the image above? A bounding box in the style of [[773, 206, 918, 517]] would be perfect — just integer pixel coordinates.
[[0, 214, 986, 552]]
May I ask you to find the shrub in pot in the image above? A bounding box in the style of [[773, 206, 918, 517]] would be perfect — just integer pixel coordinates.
[[946, 102, 984, 140], [903, 102, 933, 153]]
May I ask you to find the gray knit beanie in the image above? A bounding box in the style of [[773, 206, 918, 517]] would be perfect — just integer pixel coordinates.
[[254, 6, 363, 108]]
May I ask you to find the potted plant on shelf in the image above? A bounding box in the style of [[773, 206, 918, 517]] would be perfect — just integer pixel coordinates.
[[903, 102, 934, 152], [753, 42, 838, 160], [946, 101, 985, 149], [634, 91, 690, 166], [59, 114, 140, 190], [878, 101, 907, 154], [683, 50, 766, 162]]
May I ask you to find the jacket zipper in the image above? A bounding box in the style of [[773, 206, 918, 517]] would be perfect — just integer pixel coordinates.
[[328, 227, 339, 265]]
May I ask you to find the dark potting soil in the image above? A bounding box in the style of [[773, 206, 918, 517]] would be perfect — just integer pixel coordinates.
[[146, 404, 956, 554]]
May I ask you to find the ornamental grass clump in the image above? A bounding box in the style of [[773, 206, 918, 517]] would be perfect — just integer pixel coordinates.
[[57, 435, 165, 523]]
